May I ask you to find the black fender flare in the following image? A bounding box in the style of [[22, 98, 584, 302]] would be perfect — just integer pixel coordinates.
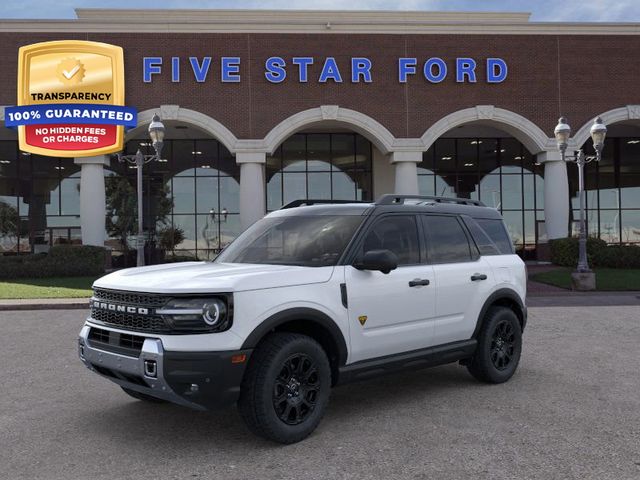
[[241, 307, 349, 366], [472, 288, 527, 338]]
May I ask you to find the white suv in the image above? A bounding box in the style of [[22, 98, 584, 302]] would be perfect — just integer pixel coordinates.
[[78, 194, 527, 444]]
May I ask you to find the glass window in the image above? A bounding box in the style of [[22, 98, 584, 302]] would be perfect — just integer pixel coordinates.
[[266, 133, 373, 211], [462, 217, 499, 256], [361, 215, 420, 265], [477, 218, 514, 254], [217, 214, 363, 267], [172, 177, 195, 214], [621, 210, 640, 244], [423, 215, 472, 263], [307, 134, 331, 171]]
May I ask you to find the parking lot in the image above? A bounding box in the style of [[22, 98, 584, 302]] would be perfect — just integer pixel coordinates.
[[1, 305, 639, 480]]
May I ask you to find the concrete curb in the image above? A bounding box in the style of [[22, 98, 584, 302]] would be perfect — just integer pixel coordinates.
[[0, 299, 89, 311]]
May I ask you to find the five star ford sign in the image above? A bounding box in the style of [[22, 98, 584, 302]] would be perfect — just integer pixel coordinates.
[[4, 40, 137, 157]]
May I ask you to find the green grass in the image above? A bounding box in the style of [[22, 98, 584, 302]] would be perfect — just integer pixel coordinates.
[[530, 268, 640, 291], [0, 276, 97, 299]]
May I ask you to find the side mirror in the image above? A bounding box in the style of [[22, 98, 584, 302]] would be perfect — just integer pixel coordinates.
[[354, 249, 399, 274]]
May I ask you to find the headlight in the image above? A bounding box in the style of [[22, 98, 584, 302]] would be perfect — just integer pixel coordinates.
[[157, 296, 231, 332]]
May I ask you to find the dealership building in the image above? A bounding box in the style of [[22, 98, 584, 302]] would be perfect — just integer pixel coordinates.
[[0, 9, 639, 261]]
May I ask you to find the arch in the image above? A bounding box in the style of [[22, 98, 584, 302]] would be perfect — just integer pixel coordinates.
[[263, 106, 396, 155], [572, 105, 640, 148], [420, 106, 552, 154], [127, 106, 239, 154]]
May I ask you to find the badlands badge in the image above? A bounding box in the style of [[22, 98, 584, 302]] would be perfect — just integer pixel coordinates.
[[4, 40, 137, 157]]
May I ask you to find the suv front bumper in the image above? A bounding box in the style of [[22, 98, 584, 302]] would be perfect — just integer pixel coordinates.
[[78, 325, 252, 410]]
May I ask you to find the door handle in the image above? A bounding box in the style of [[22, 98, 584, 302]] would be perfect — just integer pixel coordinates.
[[471, 273, 488, 281], [409, 278, 430, 287]]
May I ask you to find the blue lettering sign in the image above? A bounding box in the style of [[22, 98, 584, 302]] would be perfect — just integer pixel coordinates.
[[143, 57, 162, 83], [319, 57, 342, 83], [171, 57, 180, 83], [487, 58, 508, 83], [265, 56, 287, 83], [221, 57, 241, 83], [456, 58, 477, 83], [292, 57, 314, 82], [398, 58, 417, 83], [351, 58, 372, 83], [424, 58, 447, 83], [189, 57, 211, 83]]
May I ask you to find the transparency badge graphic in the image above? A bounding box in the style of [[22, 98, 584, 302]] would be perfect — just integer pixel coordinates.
[[4, 40, 137, 157]]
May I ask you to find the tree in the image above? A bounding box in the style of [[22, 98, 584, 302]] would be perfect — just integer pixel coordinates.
[[0, 201, 19, 239], [105, 176, 173, 251]]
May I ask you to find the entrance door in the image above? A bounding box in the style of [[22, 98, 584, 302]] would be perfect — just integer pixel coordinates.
[[345, 214, 437, 363]]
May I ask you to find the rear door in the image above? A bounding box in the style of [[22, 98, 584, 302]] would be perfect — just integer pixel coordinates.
[[345, 214, 437, 363], [422, 214, 496, 345]]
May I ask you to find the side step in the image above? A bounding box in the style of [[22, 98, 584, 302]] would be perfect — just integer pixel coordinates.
[[337, 339, 477, 384]]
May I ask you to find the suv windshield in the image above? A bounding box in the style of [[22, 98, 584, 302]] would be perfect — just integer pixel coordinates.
[[215, 215, 364, 267]]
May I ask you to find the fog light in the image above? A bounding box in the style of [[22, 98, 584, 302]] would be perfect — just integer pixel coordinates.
[[144, 360, 157, 378], [190, 383, 199, 393]]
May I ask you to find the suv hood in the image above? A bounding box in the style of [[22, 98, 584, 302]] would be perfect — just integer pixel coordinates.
[[93, 262, 335, 294]]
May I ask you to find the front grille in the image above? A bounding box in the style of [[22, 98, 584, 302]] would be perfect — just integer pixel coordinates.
[[90, 307, 169, 333], [92, 288, 168, 308], [91, 288, 170, 333], [88, 327, 146, 357]]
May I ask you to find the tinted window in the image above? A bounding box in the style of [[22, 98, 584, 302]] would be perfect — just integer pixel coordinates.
[[462, 217, 500, 256], [361, 215, 420, 265], [476, 218, 514, 254], [216, 215, 363, 267], [422, 215, 472, 263]]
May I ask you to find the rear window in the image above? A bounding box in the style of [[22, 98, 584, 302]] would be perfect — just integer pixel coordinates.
[[475, 218, 514, 254]]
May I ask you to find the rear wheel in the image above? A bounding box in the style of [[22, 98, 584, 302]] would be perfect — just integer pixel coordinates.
[[238, 332, 331, 444], [467, 306, 522, 384], [120, 386, 166, 403]]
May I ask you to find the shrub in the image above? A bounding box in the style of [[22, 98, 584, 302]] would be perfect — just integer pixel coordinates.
[[0, 245, 106, 279], [161, 254, 200, 263], [550, 237, 640, 268]]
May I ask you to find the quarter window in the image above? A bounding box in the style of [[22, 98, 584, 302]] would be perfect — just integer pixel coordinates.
[[475, 218, 514, 254], [422, 215, 472, 263], [361, 216, 420, 265]]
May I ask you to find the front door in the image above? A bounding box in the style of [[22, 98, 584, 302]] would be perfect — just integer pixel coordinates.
[[345, 214, 437, 363]]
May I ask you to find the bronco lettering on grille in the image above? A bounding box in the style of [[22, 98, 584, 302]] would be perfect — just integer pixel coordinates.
[[90, 299, 149, 315]]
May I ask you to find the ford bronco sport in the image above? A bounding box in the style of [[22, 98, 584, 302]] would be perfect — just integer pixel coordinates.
[[78, 194, 527, 443]]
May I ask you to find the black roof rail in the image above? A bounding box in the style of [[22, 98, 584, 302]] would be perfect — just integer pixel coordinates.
[[375, 194, 486, 207], [280, 199, 368, 209]]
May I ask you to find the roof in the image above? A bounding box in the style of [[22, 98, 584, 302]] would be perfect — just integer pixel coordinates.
[[270, 197, 503, 220], [0, 9, 639, 35]]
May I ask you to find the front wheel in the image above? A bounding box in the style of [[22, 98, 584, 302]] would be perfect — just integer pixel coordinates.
[[238, 332, 331, 444], [467, 306, 522, 384]]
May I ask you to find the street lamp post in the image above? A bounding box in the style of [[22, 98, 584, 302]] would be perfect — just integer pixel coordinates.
[[553, 116, 607, 289], [117, 113, 165, 267]]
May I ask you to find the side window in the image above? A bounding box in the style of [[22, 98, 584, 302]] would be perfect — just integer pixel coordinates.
[[476, 218, 514, 254], [361, 215, 420, 265], [422, 215, 472, 264], [462, 216, 500, 256]]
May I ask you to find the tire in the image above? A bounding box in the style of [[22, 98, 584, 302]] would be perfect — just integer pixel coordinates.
[[238, 332, 332, 444], [120, 386, 167, 403], [467, 306, 522, 384]]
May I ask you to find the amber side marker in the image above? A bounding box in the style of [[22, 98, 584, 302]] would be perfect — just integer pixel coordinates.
[[231, 354, 247, 364]]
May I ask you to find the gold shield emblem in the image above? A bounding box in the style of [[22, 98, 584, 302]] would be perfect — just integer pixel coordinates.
[[15, 40, 126, 157]]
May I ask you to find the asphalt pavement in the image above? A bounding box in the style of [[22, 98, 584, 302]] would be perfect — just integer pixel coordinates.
[[0, 306, 639, 480]]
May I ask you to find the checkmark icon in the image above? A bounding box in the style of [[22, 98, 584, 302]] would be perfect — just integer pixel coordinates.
[[62, 65, 80, 79]]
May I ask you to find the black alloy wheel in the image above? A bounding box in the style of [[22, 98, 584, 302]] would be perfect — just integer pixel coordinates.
[[273, 353, 321, 425], [490, 320, 516, 370], [467, 306, 522, 384], [238, 332, 331, 444]]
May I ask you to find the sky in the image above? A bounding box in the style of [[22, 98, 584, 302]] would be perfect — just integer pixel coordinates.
[[1, 0, 638, 22]]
